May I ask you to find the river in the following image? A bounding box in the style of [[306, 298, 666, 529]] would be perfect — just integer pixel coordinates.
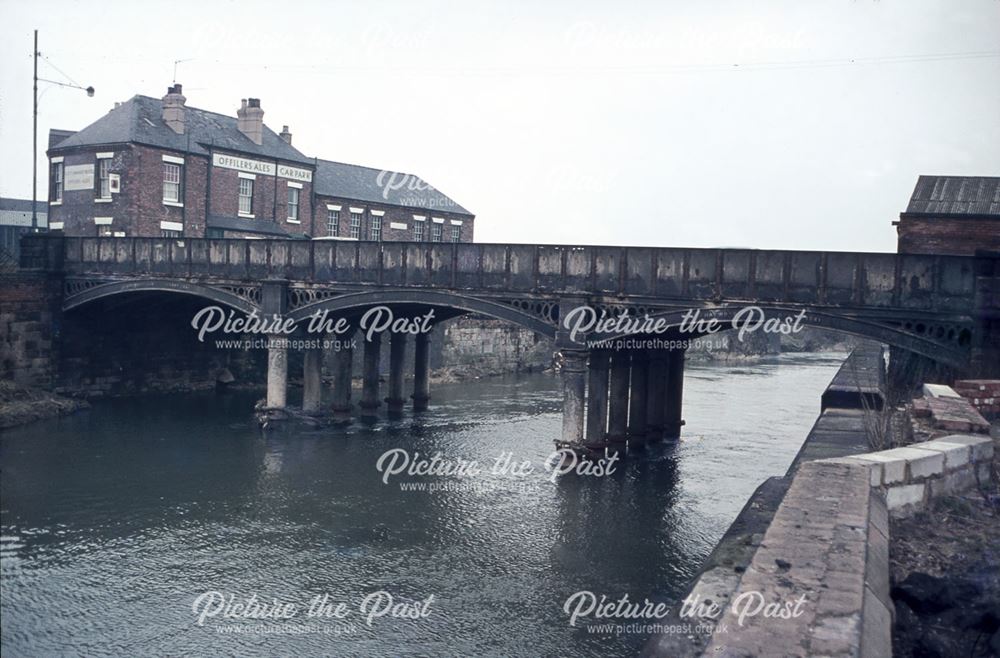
[[0, 352, 845, 657]]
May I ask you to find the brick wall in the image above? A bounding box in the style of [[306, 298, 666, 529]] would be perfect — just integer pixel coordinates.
[[209, 158, 314, 236], [0, 273, 62, 388], [897, 216, 1000, 256], [312, 194, 474, 242]]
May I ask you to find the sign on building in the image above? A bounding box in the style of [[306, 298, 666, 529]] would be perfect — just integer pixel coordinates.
[[64, 164, 95, 191]]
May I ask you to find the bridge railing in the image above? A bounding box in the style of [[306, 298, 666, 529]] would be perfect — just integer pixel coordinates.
[[31, 235, 980, 313]]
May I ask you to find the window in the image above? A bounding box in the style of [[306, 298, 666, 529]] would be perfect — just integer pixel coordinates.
[[161, 229, 182, 238], [431, 223, 442, 242], [98, 159, 112, 199], [450, 226, 460, 242], [370, 216, 382, 241], [52, 162, 64, 202], [413, 220, 424, 241], [350, 212, 362, 239], [327, 209, 340, 236], [239, 178, 254, 215], [287, 187, 300, 221], [163, 163, 181, 203]]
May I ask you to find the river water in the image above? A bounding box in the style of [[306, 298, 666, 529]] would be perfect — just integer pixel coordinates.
[[1, 352, 845, 657]]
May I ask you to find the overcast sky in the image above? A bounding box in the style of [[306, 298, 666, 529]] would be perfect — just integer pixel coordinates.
[[1, 0, 997, 251]]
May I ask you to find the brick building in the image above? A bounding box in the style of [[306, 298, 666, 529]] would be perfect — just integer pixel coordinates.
[[896, 175, 1000, 256], [46, 85, 474, 240]]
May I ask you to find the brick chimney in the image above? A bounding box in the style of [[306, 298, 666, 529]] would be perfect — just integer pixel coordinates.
[[237, 98, 264, 145], [279, 125, 292, 145], [162, 84, 186, 134]]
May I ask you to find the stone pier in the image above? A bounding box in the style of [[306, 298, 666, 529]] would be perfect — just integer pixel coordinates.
[[360, 332, 382, 417], [663, 349, 685, 440], [607, 351, 631, 445], [627, 350, 649, 447], [386, 333, 408, 415], [266, 336, 288, 410], [331, 335, 354, 418], [302, 346, 323, 414], [412, 331, 431, 412], [585, 350, 610, 448]]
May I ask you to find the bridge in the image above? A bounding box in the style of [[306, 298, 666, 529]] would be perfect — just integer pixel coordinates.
[[18, 234, 999, 452]]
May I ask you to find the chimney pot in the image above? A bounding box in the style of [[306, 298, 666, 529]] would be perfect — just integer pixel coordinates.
[[237, 97, 265, 145], [279, 125, 292, 145]]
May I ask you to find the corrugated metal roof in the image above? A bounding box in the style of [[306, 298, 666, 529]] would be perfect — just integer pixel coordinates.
[[905, 175, 1000, 216]]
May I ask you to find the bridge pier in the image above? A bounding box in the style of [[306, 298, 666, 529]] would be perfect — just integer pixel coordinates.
[[558, 350, 589, 448], [663, 349, 686, 440], [302, 346, 323, 414], [646, 351, 668, 442], [412, 331, 431, 412], [360, 332, 382, 417], [627, 350, 649, 447], [585, 350, 610, 448], [386, 333, 408, 416], [606, 351, 630, 445], [331, 337, 354, 418], [266, 336, 288, 410]]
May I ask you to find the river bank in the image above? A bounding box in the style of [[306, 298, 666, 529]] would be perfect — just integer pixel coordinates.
[[0, 381, 89, 430]]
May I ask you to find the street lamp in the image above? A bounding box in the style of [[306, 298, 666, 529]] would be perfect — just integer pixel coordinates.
[[32, 29, 95, 232]]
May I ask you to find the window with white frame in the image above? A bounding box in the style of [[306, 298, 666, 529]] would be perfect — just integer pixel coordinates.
[[239, 178, 254, 215], [98, 158, 112, 199], [370, 216, 382, 241], [52, 162, 64, 202], [413, 220, 425, 241], [451, 225, 460, 242], [327, 209, 340, 236], [350, 212, 362, 239], [163, 163, 182, 203], [161, 229, 182, 238], [287, 187, 300, 221], [431, 223, 442, 242]]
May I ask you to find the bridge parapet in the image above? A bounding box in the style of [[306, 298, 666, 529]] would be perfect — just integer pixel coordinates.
[[24, 235, 979, 314]]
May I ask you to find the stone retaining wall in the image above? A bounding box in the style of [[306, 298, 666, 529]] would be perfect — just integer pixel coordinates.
[[832, 434, 995, 518]]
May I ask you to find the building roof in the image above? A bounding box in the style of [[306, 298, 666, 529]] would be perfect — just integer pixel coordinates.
[[0, 197, 48, 228], [905, 175, 1000, 217], [49, 95, 313, 165], [314, 159, 473, 217]]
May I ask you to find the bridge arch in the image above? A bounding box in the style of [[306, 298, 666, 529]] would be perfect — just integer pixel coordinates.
[[63, 278, 259, 315], [589, 304, 971, 369], [286, 289, 557, 340]]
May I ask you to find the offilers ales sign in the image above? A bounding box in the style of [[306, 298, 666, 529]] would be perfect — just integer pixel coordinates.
[[212, 153, 312, 182]]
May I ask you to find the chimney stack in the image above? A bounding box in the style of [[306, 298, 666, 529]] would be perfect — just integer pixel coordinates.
[[237, 97, 265, 145], [279, 125, 292, 145], [162, 84, 186, 134]]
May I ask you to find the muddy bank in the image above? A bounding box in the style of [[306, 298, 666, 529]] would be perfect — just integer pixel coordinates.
[[0, 382, 90, 430]]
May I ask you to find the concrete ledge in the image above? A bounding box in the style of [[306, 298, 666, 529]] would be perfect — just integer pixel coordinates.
[[832, 434, 996, 517]]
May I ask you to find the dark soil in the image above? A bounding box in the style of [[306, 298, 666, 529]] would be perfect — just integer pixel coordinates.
[[0, 381, 89, 430]]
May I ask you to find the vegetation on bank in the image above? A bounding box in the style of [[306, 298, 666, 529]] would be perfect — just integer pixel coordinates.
[[0, 381, 89, 430]]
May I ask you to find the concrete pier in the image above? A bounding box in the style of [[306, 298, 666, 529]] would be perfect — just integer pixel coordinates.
[[607, 351, 630, 444], [302, 346, 323, 414], [266, 336, 288, 409], [386, 333, 407, 415], [663, 349, 685, 440], [585, 350, 610, 447], [627, 350, 649, 446], [360, 332, 382, 416], [331, 337, 354, 416], [412, 331, 431, 412], [559, 350, 588, 447]]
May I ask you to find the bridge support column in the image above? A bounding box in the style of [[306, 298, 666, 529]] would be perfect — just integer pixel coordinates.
[[386, 333, 408, 416], [585, 350, 610, 448], [266, 336, 288, 410], [331, 336, 354, 417], [628, 349, 649, 447], [412, 331, 431, 412], [558, 349, 588, 448], [606, 351, 630, 444], [302, 346, 323, 414], [645, 351, 668, 442], [360, 332, 382, 417], [663, 349, 686, 440]]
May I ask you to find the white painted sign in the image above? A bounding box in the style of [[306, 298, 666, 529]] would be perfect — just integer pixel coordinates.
[[278, 164, 312, 182], [213, 153, 313, 182], [64, 164, 95, 191], [213, 153, 275, 176]]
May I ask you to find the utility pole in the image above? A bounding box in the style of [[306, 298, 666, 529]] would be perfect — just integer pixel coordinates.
[[32, 29, 38, 232]]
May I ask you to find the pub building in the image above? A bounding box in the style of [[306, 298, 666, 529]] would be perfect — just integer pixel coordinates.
[[46, 84, 474, 241]]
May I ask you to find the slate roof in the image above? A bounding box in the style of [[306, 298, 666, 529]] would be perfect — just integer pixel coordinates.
[[49, 95, 313, 165], [314, 159, 473, 217], [905, 175, 1000, 217]]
